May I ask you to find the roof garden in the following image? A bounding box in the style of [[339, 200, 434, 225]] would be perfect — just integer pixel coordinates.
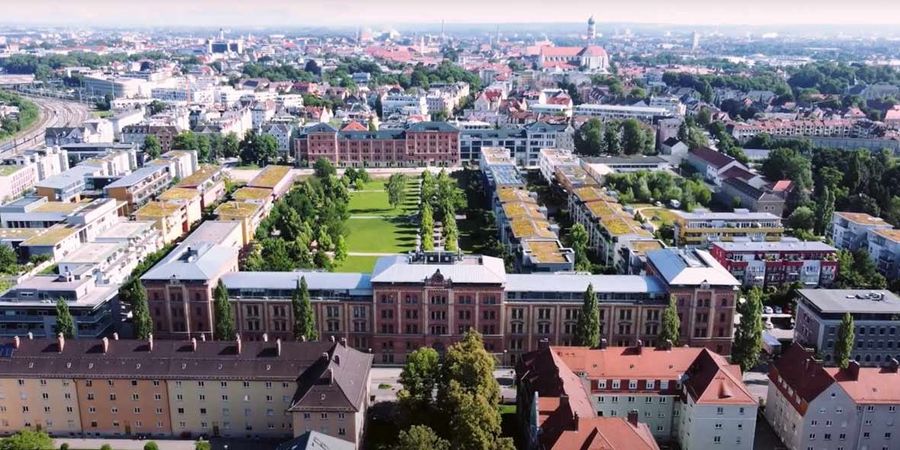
[[233, 187, 273, 201], [215, 201, 261, 219], [510, 218, 556, 240], [159, 187, 201, 202], [248, 165, 291, 189], [135, 201, 182, 218], [21, 224, 77, 247], [525, 239, 568, 263], [177, 164, 222, 187]]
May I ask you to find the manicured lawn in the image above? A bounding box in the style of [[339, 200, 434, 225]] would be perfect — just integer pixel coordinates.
[[334, 255, 380, 273], [345, 217, 418, 253], [640, 207, 678, 227]]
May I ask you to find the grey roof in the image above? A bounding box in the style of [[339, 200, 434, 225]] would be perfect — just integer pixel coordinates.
[[35, 166, 96, 190], [673, 210, 782, 221], [304, 123, 339, 133], [582, 155, 667, 165], [712, 240, 836, 252], [141, 242, 237, 281], [506, 274, 665, 294], [276, 431, 355, 450], [370, 254, 506, 285], [221, 271, 372, 294], [104, 164, 168, 189], [461, 128, 527, 139], [798, 289, 900, 314], [289, 342, 373, 412], [407, 121, 459, 132], [182, 220, 242, 247], [646, 249, 739, 287]]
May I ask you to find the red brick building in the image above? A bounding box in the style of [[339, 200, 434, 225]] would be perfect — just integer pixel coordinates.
[[295, 122, 460, 167]]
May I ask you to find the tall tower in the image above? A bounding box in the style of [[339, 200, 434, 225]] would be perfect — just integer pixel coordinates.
[[691, 31, 701, 52], [587, 15, 596, 41]]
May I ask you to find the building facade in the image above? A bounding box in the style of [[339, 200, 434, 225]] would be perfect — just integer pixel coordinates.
[[709, 240, 838, 288], [295, 122, 460, 167], [672, 210, 784, 249]]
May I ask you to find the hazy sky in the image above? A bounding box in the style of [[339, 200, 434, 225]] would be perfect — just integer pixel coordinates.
[[4, 0, 900, 27]]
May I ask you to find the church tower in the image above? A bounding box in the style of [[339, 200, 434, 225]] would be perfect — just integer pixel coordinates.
[[587, 15, 596, 41]]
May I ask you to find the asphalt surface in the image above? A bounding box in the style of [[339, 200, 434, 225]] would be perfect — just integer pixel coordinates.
[[0, 93, 92, 156]]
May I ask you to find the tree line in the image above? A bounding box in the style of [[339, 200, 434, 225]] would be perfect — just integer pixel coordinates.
[[603, 170, 712, 211], [574, 117, 657, 156], [0, 91, 39, 141], [416, 170, 465, 252]]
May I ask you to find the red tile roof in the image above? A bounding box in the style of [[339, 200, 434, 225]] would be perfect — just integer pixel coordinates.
[[826, 366, 900, 404], [689, 146, 738, 169], [552, 417, 659, 450], [771, 180, 793, 193], [768, 344, 836, 415], [682, 349, 756, 405]]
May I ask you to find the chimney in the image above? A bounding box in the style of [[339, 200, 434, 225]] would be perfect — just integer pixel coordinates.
[[276, 338, 282, 356], [191, 338, 197, 352], [57, 333, 65, 353], [599, 338, 608, 349], [12, 336, 20, 349], [101, 337, 109, 354], [301, 335, 307, 342], [327, 367, 334, 385], [235, 334, 242, 355], [27, 332, 33, 340], [329, 335, 336, 343], [887, 358, 899, 374], [845, 360, 861, 381], [200, 333, 206, 342], [665, 339, 673, 350], [340, 337, 347, 347], [627, 410, 639, 427], [321, 352, 329, 360], [635, 339, 643, 354], [538, 338, 550, 350], [112, 332, 119, 340], [559, 394, 569, 410], [148, 333, 154, 352], [262, 333, 269, 342]]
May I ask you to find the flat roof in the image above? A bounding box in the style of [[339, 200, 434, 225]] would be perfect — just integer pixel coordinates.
[[502, 202, 546, 221], [871, 228, 900, 242], [496, 187, 537, 205], [835, 211, 890, 226], [58, 242, 123, 264], [248, 165, 292, 189], [159, 187, 200, 202], [712, 240, 836, 252], [21, 224, 78, 247], [32, 201, 87, 214], [177, 164, 222, 187], [799, 289, 900, 315], [523, 239, 568, 264], [510, 217, 557, 240], [94, 220, 155, 240], [673, 210, 782, 221], [0, 165, 26, 176], [183, 220, 242, 246], [105, 165, 168, 189], [215, 201, 261, 218], [0, 228, 44, 240], [233, 187, 273, 201], [134, 201, 182, 218]]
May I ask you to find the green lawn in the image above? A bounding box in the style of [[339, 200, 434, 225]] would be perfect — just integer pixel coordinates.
[[345, 217, 417, 253], [334, 255, 381, 273], [640, 207, 678, 227]]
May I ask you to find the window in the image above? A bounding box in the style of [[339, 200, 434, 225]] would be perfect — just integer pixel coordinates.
[[713, 436, 721, 444], [628, 380, 637, 390], [716, 407, 724, 415], [611, 380, 620, 389]]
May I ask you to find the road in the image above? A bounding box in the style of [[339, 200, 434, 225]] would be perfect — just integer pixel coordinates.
[[0, 93, 92, 156]]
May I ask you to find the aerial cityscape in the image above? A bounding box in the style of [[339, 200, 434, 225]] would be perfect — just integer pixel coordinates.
[[0, 1, 899, 449]]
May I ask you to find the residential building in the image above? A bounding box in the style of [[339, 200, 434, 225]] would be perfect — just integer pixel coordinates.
[[573, 104, 671, 122], [829, 211, 893, 252], [2, 146, 69, 182], [0, 274, 118, 338], [295, 122, 460, 168], [567, 185, 655, 269], [709, 240, 838, 288], [261, 122, 296, 157], [121, 124, 180, 153], [866, 228, 900, 280], [794, 289, 900, 367], [517, 344, 756, 449], [175, 164, 226, 209], [0, 164, 37, 203], [685, 147, 747, 186], [729, 118, 883, 143], [148, 150, 198, 181], [718, 177, 785, 216], [379, 93, 427, 118], [104, 164, 174, 215], [0, 337, 372, 446], [215, 201, 264, 246], [134, 201, 194, 245], [34, 165, 102, 203], [672, 209, 784, 248], [460, 123, 573, 167], [644, 248, 741, 354], [247, 165, 294, 200], [766, 343, 900, 450], [537, 148, 579, 184]]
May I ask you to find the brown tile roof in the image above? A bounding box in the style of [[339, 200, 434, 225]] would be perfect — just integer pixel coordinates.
[[0, 338, 369, 394], [289, 342, 373, 412], [682, 349, 755, 405], [826, 366, 900, 404], [690, 146, 737, 169], [768, 344, 835, 413]]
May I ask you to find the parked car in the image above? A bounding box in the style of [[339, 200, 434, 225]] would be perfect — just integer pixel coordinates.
[[764, 306, 774, 314]]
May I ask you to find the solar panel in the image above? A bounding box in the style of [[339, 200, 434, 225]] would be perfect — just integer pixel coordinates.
[[0, 344, 15, 358]]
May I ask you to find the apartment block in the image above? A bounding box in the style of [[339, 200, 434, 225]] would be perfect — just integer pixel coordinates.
[[104, 164, 174, 215], [672, 209, 784, 249], [829, 211, 892, 251], [296, 122, 460, 168], [0, 337, 372, 446], [766, 344, 900, 450], [709, 239, 839, 288], [866, 228, 900, 280], [518, 344, 756, 449], [175, 164, 226, 209], [794, 289, 900, 367]]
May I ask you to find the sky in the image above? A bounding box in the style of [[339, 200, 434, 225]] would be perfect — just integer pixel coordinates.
[[3, 0, 900, 27]]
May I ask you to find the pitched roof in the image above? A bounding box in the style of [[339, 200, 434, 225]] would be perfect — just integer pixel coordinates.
[[768, 344, 835, 411], [552, 417, 659, 450], [289, 342, 373, 412], [689, 146, 738, 169], [370, 254, 506, 285], [276, 431, 355, 450], [826, 366, 900, 404], [682, 349, 755, 405], [141, 242, 237, 281], [646, 249, 740, 287]]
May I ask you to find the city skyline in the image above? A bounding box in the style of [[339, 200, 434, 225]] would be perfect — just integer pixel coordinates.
[[3, 0, 900, 28]]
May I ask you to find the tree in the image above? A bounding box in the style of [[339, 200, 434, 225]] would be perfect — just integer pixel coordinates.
[[732, 288, 764, 372], [568, 223, 591, 272], [385, 173, 407, 209], [100, 445, 112, 450], [239, 130, 278, 166], [835, 312, 855, 369], [575, 284, 600, 348], [574, 118, 606, 156], [55, 299, 75, 338], [0, 245, 19, 275], [815, 185, 835, 235], [147, 100, 166, 116], [621, 118, 647, 155], [142, 135, 162, 159], [292, 277, 317, 341], [132, 282, 153, 340], [334, 235, 348, 263], [194, 440, 211, 450], [421, 202, 434, 251], [144, 442, 160, 450], [604, 126, 621, 154], [313, 157, 337, 178], [213, 280, 235, 340], [395, 425, 450, 450], [0, 430, 53, 450], [222, 132, 240, 158], [659, 295, 680, 346], [398, 347, 441, 426], [788, 206, 816, 232]]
